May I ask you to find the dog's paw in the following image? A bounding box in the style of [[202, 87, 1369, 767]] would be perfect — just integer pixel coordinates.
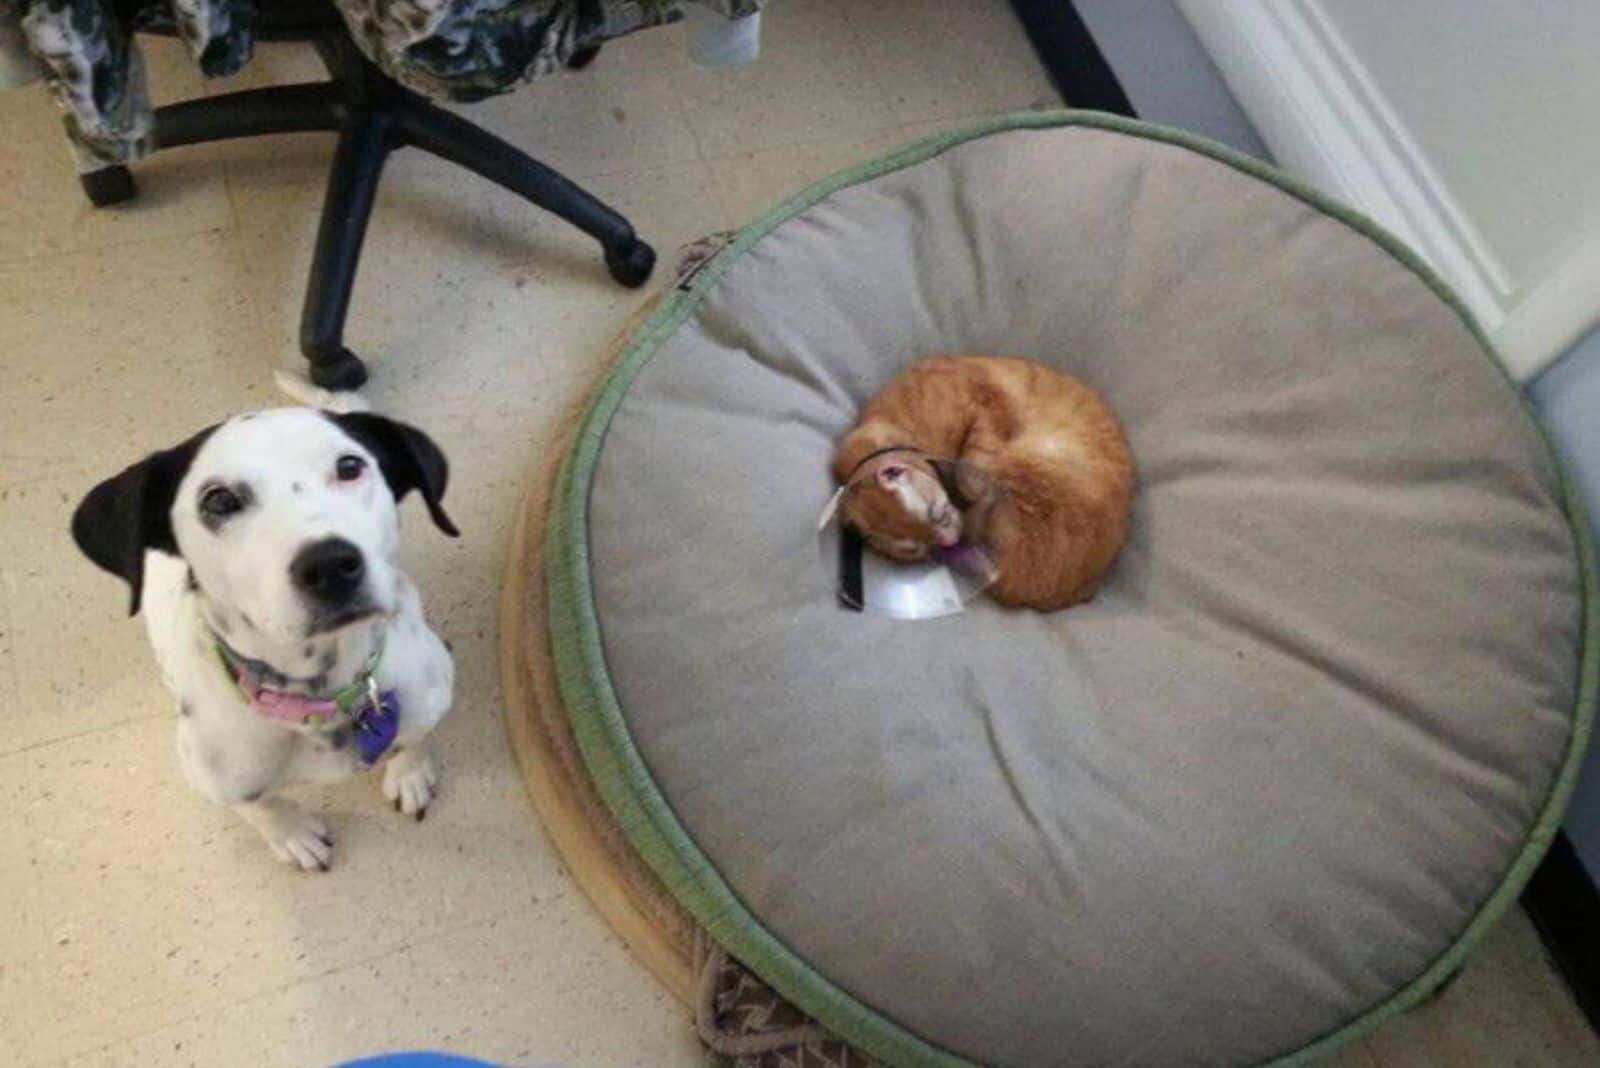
[[265, 811, 335, 872], [382, 747, 438, 820]]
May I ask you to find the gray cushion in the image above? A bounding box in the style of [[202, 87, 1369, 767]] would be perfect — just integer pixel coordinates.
[[557, 116, 1593, 1068]]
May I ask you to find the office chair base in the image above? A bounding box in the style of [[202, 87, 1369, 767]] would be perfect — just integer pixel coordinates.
[[79, 26, 656, 387]]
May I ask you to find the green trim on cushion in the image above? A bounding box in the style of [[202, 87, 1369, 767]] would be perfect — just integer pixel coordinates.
[[541, 110, 1599, 1068]]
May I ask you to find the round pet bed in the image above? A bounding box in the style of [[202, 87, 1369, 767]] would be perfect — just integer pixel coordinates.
[[503, 113, 1596, 1067]]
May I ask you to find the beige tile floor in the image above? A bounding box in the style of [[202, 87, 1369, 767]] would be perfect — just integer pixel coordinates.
[[0, 2, 1595, 1066]]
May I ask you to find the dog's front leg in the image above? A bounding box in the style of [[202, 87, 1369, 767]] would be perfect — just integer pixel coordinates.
[[382, 742, 439, 820], [233, 797, 335, 872], [380, 608, 452, 821]]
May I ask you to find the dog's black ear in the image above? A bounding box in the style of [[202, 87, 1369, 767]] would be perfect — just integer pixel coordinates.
[[329, 413, 460, 538], [71, 429, 213, 616]]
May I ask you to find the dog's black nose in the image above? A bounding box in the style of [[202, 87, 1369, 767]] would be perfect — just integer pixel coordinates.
[[290, 537, 366, 603]]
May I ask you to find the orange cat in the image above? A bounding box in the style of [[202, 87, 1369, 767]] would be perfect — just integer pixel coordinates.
[[833, 355, 1134, 611]]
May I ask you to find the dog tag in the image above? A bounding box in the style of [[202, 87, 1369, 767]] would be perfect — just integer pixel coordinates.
[[354, 679, 400, 766]]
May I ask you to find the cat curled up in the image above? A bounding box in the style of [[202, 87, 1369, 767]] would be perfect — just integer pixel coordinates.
[[833, 355, 1134, 612]]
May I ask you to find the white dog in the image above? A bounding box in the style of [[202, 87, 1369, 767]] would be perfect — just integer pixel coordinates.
[[72, 408, 458, 871]]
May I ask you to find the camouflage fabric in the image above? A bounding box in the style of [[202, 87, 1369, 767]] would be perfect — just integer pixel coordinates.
[[0, 0, 46, 87], [148, 0, 257, 77], [9, 0, 255, 168], [15, 0, 153, 168], [5, 0, 764, 171], [334, 0, 765, 102]]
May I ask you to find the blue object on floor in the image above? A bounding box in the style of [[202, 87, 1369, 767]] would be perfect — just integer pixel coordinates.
[[334, 1055, 510, 1068]]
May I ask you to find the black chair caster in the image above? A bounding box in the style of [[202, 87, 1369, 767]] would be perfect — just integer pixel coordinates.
[[81, 165, 138, 207], [307, 347, 370, 390], [605, 239, 657, 289]]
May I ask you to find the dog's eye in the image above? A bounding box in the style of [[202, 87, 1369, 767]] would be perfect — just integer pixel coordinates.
[[199, 486, 243, 519], [335, 455, 366, 482]]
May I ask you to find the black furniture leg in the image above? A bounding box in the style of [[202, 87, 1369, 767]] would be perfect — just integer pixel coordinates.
[[394, 103, 656, 287], [79, 1, 658, 386], [155, 84, 342, 148], [299, 116, 392, 389], [79, 85, 342, 207]]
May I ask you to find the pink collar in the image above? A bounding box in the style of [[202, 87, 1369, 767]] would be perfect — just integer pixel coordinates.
[[213, 636, 382, 727]]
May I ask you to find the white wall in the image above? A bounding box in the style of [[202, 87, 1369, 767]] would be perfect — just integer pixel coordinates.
[[1530, 328, 1600, 882], [1324, 0, 1600, 285]]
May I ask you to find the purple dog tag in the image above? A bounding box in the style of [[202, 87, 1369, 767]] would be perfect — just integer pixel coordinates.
[[354, 689, 400, 765]]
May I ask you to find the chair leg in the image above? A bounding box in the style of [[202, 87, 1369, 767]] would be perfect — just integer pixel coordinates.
[[393, 102, 656, 287], [79, 84, 343, 209], [153, 84, 342, 150], [299, 115, 392, 390], [75, 33, 657, 389]]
